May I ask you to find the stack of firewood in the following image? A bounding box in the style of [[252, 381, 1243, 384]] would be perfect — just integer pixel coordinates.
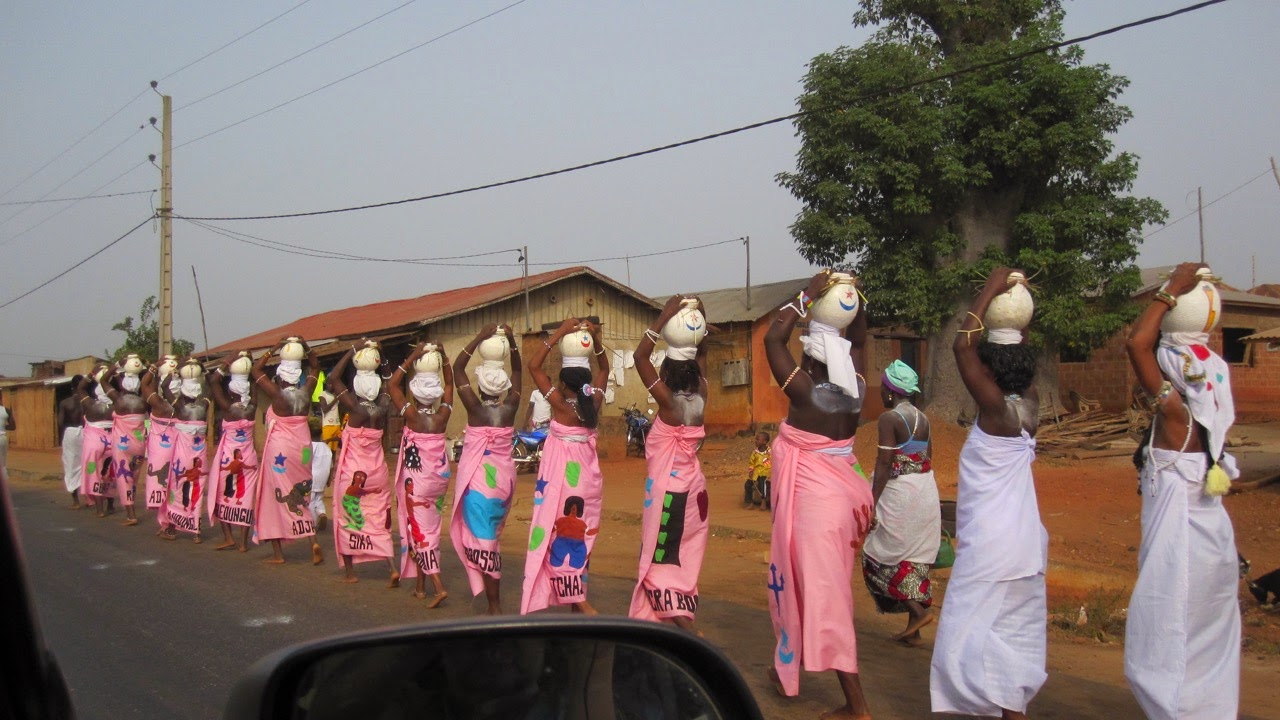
[[1036, 409, 1149, 459]]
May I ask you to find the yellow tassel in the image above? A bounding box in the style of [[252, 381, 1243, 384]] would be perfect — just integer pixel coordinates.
[[1204, 463, 1231, 497]]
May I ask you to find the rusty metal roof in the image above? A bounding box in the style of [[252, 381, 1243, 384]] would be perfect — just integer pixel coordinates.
[[655, 277, 806, 324], [1241, 326, 1280, 343], [204, 266, 658, 355]]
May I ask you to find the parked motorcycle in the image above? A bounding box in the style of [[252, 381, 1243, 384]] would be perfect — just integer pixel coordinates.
[[622, 404, 653, 458], [512, 428, 547, 476]]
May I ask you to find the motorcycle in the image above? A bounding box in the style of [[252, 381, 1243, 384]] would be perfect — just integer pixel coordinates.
[[622, 404, 653, 458], [512, 427, 547, 476]]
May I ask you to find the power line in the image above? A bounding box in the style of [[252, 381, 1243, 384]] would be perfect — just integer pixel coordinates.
[[0, 216, 154, 311], [174, 0, 1231, 222], [0, 161, 150, 249], [527, 238, 743, 266], [0, 189, 155, 207], [1144, 167, 1271, 238], [159, 0, 316, 82], [175, 0, 531, 151], [177, 1, 417, 113], [0, 126, 145, 230]]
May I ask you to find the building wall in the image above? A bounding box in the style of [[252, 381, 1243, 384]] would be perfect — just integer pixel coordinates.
[[1058, 332, 1135, 412]]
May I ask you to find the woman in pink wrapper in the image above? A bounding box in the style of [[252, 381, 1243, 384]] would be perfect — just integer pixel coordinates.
[[142, 358, 213, 543], [251, 338, 324, 566], [139, 365, 177, 536], [522, 318, 609, 617], [450, 324, 521, 615], [390, 340, 454, 608], [100, 362, 148, 526], [207, 353, 259, 552], [629, 295, 710, 632], [327, 342, 398, 587], [77, 372, 116, 517], [763, 271, 873, 720]]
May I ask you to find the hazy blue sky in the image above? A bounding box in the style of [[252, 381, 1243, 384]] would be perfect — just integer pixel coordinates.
[[2, 0, 1277, 374]]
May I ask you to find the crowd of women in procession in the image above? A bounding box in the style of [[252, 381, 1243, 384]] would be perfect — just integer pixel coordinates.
[[42, 261, 1241, 719]]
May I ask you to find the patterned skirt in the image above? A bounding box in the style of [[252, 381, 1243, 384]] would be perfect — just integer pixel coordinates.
[[863, 554, 933, 614]]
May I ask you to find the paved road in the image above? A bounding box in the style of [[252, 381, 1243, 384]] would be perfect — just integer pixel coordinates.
[[15, 477, 1265, 720]]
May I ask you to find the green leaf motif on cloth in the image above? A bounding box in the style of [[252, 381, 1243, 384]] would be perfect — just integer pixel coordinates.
[[565, 461, 581, 488], [529, 525, 546, 551], [301, 446, 312, 465], [484, 463, 498, 489]]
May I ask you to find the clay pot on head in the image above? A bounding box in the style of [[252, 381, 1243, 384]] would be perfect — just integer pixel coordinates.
[[478, 333, 510, 362], [280, 337, 306, 362], [662, 298, 707, 349], [809, 272, 860, 329], [984, 271, 1035, 332], [414, 344, 442, 373], [1160, 267, 1222, 335], [560, 325, 594, 358]]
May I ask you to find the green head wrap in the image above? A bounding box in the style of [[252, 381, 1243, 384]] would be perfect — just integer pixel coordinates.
[[882, 359, 919, 395]]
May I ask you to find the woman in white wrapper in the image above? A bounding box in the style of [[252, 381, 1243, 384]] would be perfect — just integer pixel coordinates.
[[931, 267, 1048, 720], [1123, 261, 1240, 720]]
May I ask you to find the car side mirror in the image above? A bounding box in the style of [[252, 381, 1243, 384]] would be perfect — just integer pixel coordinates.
[[224, 616, 763, 720]]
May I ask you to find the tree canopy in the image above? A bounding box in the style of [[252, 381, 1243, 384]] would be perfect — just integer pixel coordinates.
[[106, 296, 194, 362], [778, 0, 1165, 358]]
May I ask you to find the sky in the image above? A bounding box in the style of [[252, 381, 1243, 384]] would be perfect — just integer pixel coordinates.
[[1, 0, 1277, 375]]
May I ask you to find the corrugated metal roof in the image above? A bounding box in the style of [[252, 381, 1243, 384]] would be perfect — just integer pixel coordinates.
[[1249, 284, 1280, 299], [655, 278, 806, 324], [1241, 326, 1280, 343], [205, 266, 658, 354], [1137, 266, 1280, 309]]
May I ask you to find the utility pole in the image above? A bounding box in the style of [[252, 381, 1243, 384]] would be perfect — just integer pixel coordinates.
[[191, 265, 209, 353], [743, 235, 751, 310], [154, 82, 174, 358], [1271, 156, 1280, 192], [521, 245, 530, 332], [1197, 186, 1205, 264]]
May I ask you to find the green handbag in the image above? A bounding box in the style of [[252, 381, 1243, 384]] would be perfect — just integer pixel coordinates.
[[934, 530, 955, 569]]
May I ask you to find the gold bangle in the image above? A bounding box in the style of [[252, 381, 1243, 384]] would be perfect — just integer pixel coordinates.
[[780, 366, 801, 390], [1153, 291, 1177, 309]]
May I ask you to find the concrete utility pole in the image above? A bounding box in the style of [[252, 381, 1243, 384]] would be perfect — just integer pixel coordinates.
[[521, 245, 530, 332], [1197, 186, 1205, 264], [743, 235, 751, 310], [1271, 156, 1280, 192], [156, 85, 174, 358]]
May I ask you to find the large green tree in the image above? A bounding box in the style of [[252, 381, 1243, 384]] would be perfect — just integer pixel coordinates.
[[106, 296, 194, 362], [778, 0, 1165, 417]]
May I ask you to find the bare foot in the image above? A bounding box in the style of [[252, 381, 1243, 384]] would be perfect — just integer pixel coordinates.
[[573, 601, 599, 616], [237, 544, 249, 553], [341, 576, 359, 584], [96, 511, 106, 518], [264, 557, 286, 565], [387, 572, 401, 589], [893, 611, 935, 640], [214, 541, 237, 551], [160, 531, 177, 541], [427, 591, 448, 609], [895, 634, 925, 647], [765, 667, 786, 698], [311, 544, 324, 566], [122, 518, 139, 526], [192, 535, 203, 544], [69, 503, 81, 510], [413, 590, 428, 600], [315, 514, 328, 532]]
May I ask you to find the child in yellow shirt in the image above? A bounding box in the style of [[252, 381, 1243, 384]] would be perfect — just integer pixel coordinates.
[[745, 431, 771, 510]]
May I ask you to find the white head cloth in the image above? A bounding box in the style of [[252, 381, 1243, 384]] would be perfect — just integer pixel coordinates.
[[475, 360, 511, 397], [1156, 333, 1238, 478], [409, 372, 444, 406], [561, 356, 590, 369], [229, 372, 251, 404], [665, 345, 697, 361], [353, 369, 381, 403], [800, 320, 859, 399], [120, 375, 140, 393], [93, 385, 111, 403], [987, 328, 1023, 345], [179, 378, 202, 399], [276, 359, 302, 386]]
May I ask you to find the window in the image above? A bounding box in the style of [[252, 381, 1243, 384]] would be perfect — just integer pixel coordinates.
[[1221, 327, 1253, 365]]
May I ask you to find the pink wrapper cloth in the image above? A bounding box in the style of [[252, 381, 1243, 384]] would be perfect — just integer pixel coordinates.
[[144, 416, 176, 529], [166, 419, 209, 536], [110, 412, 147, 507], [81, 421, 116, 500], [768, 422, 873, 697], [521, 420, 603, 614], [253, 408, 317, 542], [449, 425, 515, 597], [395, 427, 451, 579], [208, 418, 259, 528], [629, 417, 708, 622], [332, 425, 393, 563]]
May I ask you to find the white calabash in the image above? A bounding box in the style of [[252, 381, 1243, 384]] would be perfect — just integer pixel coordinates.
[[662, 301, 707, 348], [414, 348, 442, 374], [280, 337, 306, 361], [229, 353, 252, 375], [353, 347, 381, 372], [478, 334, 509, 362], [179, 362, 203, 380], [985, 272, 1035, 331], [159, 355, 179, 376], [809, 273, 860, 329], [122, 354, 144, 375], [1160, 269, 1221, 335], [560, 328, 594, 358]]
